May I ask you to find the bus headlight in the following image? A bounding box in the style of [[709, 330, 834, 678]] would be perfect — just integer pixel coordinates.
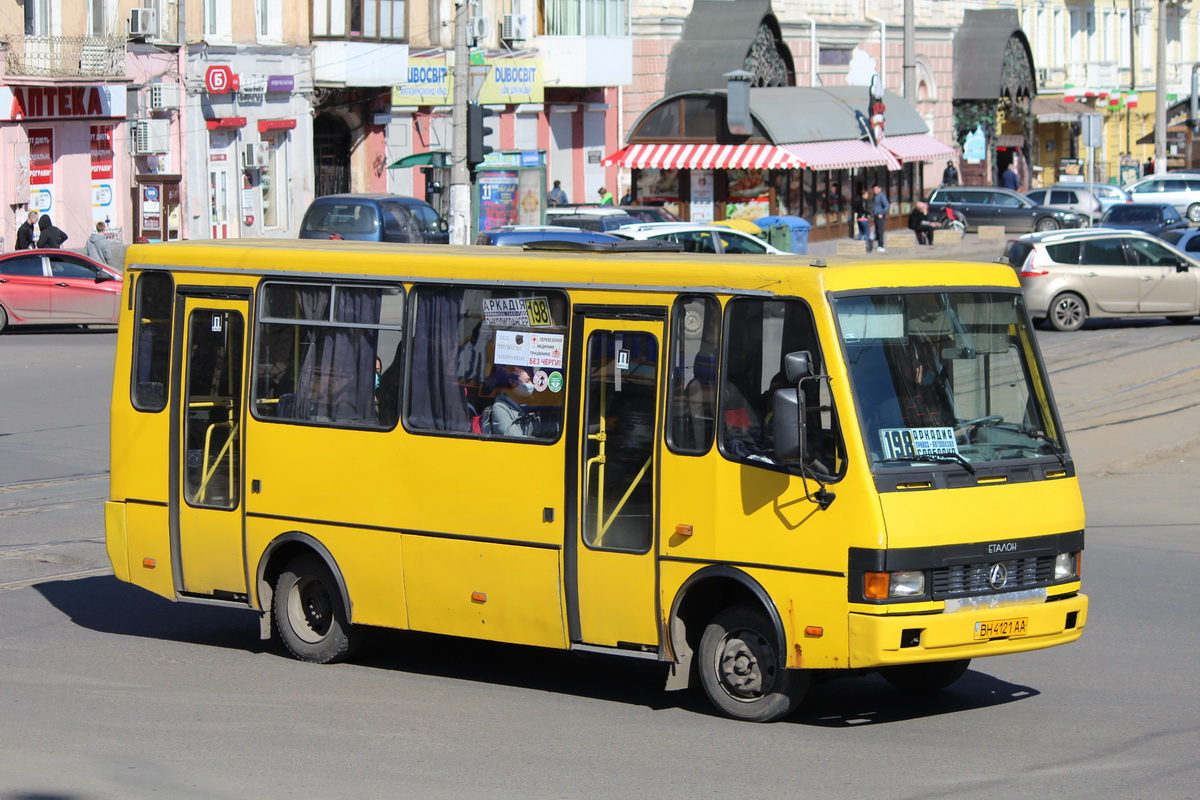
[[1054, 552, 1079, 580], [864, 570, 926, 599]]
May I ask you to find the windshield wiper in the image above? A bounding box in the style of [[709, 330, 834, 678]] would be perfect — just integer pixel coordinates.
[[972, 421, 1068, 468], [875, 453, 977, 475]]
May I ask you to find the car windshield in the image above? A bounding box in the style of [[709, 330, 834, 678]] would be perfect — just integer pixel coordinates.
[[833, 292, 1065, 469], [1105, 206, 1158, 223]]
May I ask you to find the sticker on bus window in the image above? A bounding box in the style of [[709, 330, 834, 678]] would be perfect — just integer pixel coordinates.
[[879, 427, 959, 460], [494, 330, 564, 369], [483, 297, 553, 328]]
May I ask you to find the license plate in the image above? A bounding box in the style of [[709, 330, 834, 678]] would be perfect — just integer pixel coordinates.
[[974, 617, 1028, 639]]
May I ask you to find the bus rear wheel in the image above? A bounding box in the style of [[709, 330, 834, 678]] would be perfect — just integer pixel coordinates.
[[698, 605, 808, 722], [273, 554, 360, 664], [881, 659, 970, 692]]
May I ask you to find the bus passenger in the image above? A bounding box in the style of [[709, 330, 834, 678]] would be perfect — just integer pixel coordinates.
[[485, 365, 538, 437]]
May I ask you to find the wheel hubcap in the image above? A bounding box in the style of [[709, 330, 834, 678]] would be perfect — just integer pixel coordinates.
[[1054, 299, 1082, 328], [288, 576, 333, 644], [716, 629, 778, 701]]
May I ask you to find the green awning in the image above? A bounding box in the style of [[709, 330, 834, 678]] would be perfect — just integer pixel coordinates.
[[388, 151, 448, 169]]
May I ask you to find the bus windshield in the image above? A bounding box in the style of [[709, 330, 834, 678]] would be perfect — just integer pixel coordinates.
[[833, 291, 1064, 468]]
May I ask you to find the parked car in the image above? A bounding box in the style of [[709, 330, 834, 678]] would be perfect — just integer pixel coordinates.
[[1159, 228, 1200, 255], [614, 222, 788, 254], [475, 226, 627, 246], [927, 186, 1084, 233], [1006, 228, 1199, 331], [1096, 203, 1187, 238], [617, 205, 680, 223], [545, 212, 642, 232], [0, 250, 121, 333], [299, 194, 449, 244], [1024, 186, 1104, 225], [1048, 182, 1134, 214], [1126, 173, 1200, 222]]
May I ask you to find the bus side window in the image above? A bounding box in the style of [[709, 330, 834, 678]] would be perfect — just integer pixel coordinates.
[[667, 295, 720, 454], [722, 298, 844, 477], [132, 271, 173, 412]]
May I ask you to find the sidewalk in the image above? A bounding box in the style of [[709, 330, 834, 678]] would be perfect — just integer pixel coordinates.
[[804, 231, 1009, 263]]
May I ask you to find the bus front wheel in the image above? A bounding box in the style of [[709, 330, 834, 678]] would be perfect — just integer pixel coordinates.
[[273, 554, 360, 664], [698, 605, 808, 722], [881, 659, 970, 692]]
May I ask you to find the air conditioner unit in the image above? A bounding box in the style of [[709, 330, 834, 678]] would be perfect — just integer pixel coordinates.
[[242, 142, 269, 169], [501, 13, 529, 41], [149, 83, 179, 111], [470, 15, 490, 41], [134, 119, 170, 154], [128, 7, 158, 37]]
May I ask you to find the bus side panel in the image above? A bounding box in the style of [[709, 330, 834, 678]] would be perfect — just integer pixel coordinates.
[[121, 502, 176, 599], [402, 536, 568, 649], [109, 316, 170, 510], [245, 520, 407, 630]]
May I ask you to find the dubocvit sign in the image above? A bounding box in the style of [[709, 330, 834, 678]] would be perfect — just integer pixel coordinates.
[[390, 56, 542, 107]]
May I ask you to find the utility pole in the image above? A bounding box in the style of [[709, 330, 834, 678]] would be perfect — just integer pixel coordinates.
[[448, 0, 471, 244], [1154, 0, 1168, 174], [902, 0, 915, 99]]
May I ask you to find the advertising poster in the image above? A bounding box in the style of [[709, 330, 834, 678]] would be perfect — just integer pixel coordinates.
[[477, 171, 520, 233], [90, 125, 114, 224], [690, 169, 714, 223], [28, 127, 54, 213]]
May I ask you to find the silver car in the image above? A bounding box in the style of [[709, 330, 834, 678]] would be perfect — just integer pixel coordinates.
[[1126, 173, 1200, 223], [1024, 186, 1104, 225], [1009, 228, 1200, 331]]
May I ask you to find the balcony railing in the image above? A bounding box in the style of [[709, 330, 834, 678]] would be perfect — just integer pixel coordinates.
[[4, 35, 126, 79], [543, 0, 629, 37]]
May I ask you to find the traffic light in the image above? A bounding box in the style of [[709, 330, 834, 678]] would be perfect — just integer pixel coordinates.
[[467, 103, 495, 172]]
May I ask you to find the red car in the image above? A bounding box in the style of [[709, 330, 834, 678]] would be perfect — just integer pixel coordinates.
[[0, 250, 122, 333]]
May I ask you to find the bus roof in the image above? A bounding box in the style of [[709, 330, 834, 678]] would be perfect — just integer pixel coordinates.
[[124, 240, 1020, 296]]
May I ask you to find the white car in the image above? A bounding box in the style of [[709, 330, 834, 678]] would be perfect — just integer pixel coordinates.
[[613, 222, 788, 255]]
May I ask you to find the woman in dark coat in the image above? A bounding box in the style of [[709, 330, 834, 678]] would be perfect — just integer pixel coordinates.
[[36, 215, 68, 249]]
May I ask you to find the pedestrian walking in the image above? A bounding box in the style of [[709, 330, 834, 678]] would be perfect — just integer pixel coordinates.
[[941, 160, 959, 186], [1002, 163, 1020, 191], [15, 210, 39, 250], [597, 187, 614, 205], [547, 180, 568, 206], [86, 221, 114, 265], [871, 184, 890, 252], [35, 214, 68, 249]]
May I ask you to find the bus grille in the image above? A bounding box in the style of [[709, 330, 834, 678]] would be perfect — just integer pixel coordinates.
[[931, 556, 1056, 599]]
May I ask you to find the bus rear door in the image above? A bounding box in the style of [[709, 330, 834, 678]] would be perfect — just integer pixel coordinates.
[[568, 309, 663, 650]]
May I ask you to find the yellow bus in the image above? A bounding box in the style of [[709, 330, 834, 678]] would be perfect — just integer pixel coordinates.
[[105, 239, 1087, 722]]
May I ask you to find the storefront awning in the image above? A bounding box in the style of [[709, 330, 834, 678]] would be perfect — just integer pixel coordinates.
[[882, 134, 956, 164], [389, 151, 449, 169], [1032, 97, 1083, 123], [778, 140, 901, 171], [601, 142, 805, 170]]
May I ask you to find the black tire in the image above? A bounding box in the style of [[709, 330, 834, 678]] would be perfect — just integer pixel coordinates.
[[273, 554, 360, 664], [1166, 315, 1195, 324], [1048, 292, 1087, 332], [1188, 204, 1200, 223], [0, 306, 7, 334], [881, 659, 970, 692], [698, 605, 808, 722], [1034, 217, 1061, 232]]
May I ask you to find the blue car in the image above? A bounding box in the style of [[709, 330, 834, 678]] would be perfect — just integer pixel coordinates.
[[1096, 202, 1188, 239], [1159, 227, 1200, 255], [475, 226, 626, 246]]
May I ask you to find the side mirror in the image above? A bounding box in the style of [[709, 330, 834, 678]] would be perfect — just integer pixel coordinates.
[[438, 219, 449, 233], [782, 350, 813, 383], [95, 271, 114, 283]]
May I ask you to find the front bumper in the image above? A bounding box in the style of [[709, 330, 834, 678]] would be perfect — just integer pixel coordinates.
[[848, 592, 1088, 668]]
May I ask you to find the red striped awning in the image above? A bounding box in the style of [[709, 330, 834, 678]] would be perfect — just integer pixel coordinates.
[[779, 139, 901, 171], [883, 133, 957, 163], [602, 143, 805, 170]]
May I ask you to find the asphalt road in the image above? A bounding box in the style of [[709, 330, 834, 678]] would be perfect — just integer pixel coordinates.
[[1, 309, 1199, 799]]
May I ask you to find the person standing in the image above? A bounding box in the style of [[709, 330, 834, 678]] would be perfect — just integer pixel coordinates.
[[86, 221, 114, 265], [853, 188, 873, 248], [547, 180, 568, 206], [15, 210, 39, 250], [35, 214, 68, 249], [597, 187, 614, 205], [941, 160, 959, 186], [1002, 163, 1020, 191], [871, 184, 890, 253]]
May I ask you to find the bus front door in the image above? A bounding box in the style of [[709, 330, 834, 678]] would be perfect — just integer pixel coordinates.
[[172, 296, 248, 597], [570, 315, 662, 650]]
